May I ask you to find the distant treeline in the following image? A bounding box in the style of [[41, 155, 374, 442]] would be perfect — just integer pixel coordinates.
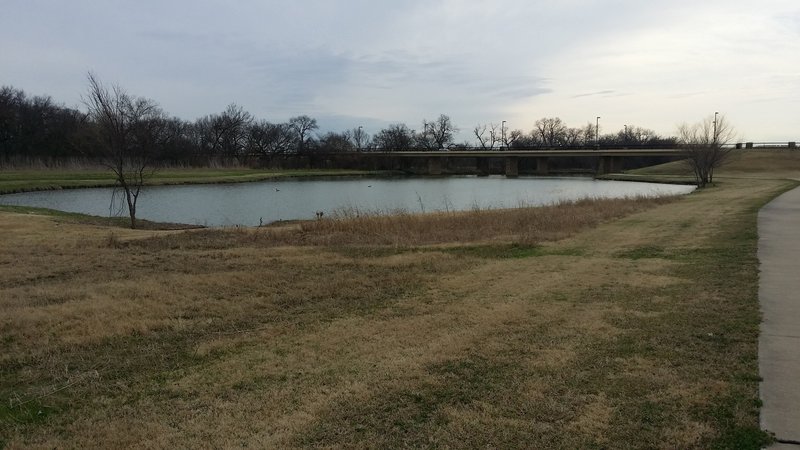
[[0, 84, 677, 167]]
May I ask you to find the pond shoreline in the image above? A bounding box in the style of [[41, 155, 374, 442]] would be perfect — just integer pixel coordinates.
[[1, 175, 695, 228], [0, 169, 402, 195], [0, 167, 691, 195], [596, 173, 697, 185]]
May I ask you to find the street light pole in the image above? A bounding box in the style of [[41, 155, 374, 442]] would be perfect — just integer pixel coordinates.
[[713, 112, 719, 144], [596, 116, 601, 147], [357, 126, 363, 151], [501, 120, 506, 149]]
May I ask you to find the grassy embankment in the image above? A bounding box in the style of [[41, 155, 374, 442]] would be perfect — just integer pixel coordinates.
[[0, 167, 381, 195], [2, 150, 800, 448]]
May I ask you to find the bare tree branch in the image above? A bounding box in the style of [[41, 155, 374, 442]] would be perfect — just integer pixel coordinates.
[[474, 123, 500, 150]]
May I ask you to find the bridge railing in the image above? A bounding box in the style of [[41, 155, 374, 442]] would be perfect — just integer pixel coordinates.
[[358, 144, 679, 153], [235, 142, 798, 159], [349, 142, 798, 152], [733, 142, 797, 149]]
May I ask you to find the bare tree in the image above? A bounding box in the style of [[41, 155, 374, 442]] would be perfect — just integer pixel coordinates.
[[618, 125, 660, 146], [677, 114, 737, 187], [193, 104, 252, 160], [247, 120, 293, 163], [415, 128, 436, 150], [193, 115, 219, 157], [217, 104, 252, 160], [421, 114, 457, 150], [534, 117, 567, 147], [562, 127, 585, 146], [288, 115, 318, 153], [350, 127, 370, 151], [474, 123, 501, 150], [580, 122, 597, 147], [373, 123, 414, 151], [84, 73, 165, 229], [318, 131, 354, 152], [503, 129, 524, 148]]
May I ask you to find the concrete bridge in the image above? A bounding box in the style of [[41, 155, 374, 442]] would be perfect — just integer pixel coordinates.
[[361, 148, 689, 177]]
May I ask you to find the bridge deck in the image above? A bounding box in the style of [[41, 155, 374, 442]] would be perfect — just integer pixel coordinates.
[[364, 149, 687, 158]]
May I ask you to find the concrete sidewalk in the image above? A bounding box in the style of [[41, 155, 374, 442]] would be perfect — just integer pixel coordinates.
[[759, 185, 800, 445]]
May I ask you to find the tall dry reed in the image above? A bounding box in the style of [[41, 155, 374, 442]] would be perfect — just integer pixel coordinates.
[[297, 197, 674, 246], [130, 196, 676, 250]]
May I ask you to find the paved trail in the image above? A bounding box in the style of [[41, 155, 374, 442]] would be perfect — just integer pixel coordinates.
[[759, 185, 800, 446]]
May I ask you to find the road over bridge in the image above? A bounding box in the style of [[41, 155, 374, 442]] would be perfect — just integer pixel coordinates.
[[360, 148, 689, 177]]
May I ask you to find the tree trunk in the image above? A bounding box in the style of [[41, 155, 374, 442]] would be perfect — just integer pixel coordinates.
[[124, 185, 137, 229]]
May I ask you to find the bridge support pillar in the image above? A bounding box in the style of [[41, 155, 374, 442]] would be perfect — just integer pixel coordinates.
[[428, 157, 443, 175], [536, 157, 549, 175], [598, 156, 623, 174], [394, 155, 405, 172], [505, 156, 519, 177], [476, 157, 490, 176]]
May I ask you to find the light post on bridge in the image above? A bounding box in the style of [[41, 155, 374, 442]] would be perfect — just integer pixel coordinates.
[[423, 123, 432, 150], [501, 120, 506, 149], [596, 116, 601, 148]]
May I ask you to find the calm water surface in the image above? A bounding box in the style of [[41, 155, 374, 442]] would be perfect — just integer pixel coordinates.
[[0, 176, 694, 226]]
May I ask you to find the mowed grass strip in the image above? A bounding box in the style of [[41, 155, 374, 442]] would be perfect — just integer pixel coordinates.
[[0, 151, 797, 448]]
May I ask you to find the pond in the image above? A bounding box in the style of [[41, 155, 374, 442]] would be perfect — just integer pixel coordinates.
[[0, 176, 695, 227]]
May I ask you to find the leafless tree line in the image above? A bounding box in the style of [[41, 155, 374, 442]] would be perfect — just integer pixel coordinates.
[[3, 80, 687, 165], [2, 82, 461, 162], [472, 117, 673, 151], [0, 85, 89, 161], [1, 84, 356, 164]]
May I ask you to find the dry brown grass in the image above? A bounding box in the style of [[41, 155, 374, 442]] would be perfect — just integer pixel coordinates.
[[721, 149, 800, 178], [298, 197, 675, 246], [631, 149, 800, 181], [121, 196, 674, 251], [2, 152, 799, 448]]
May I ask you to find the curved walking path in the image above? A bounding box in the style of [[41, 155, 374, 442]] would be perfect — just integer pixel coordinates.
[[759, 185, 800, 446]]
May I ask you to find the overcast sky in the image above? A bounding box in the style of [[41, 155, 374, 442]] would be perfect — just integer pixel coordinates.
[[2, 0, 798, 142]]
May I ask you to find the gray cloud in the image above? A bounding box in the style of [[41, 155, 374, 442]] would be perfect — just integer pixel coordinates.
[[1, 0, 798, 140], [572, 90, 618, 99]]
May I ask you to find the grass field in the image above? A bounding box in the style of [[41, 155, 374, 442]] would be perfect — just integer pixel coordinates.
[[0, 168, 380, 194], [1, 150, 799, 448]]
